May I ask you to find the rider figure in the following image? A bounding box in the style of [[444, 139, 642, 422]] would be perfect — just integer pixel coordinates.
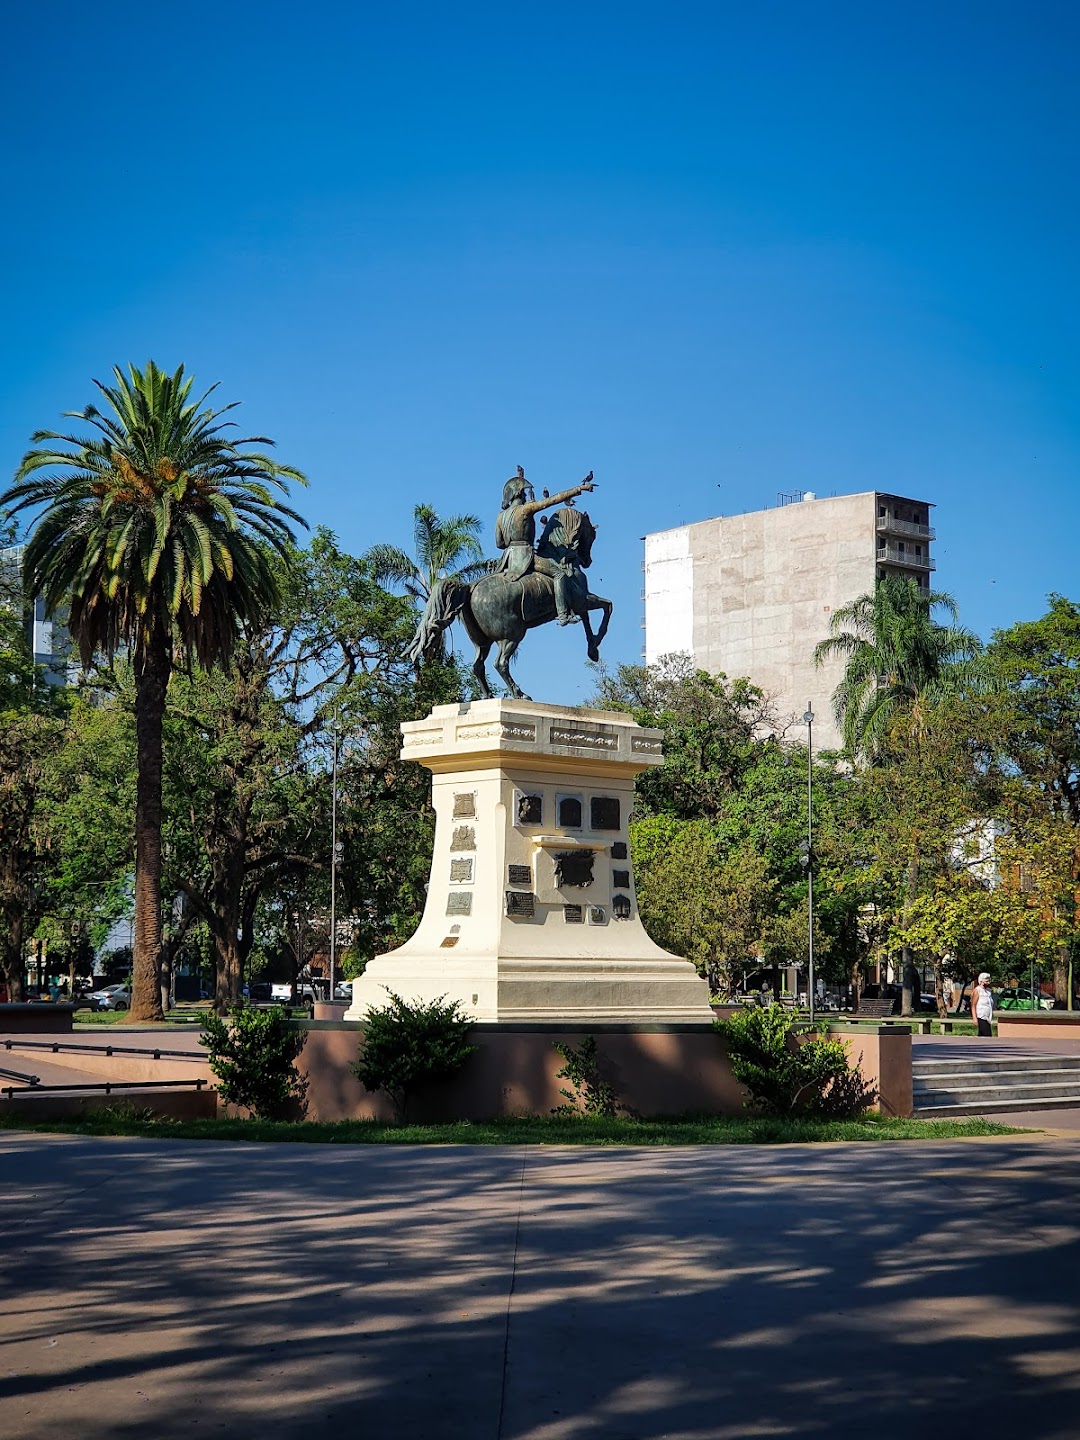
[[494, 466, 595, 625]]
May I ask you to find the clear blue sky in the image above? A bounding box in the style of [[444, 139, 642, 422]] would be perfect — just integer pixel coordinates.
[[2, 1, 1077, 703]]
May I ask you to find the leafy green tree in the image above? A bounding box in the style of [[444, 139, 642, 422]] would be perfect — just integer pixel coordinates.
[[35, 688, 136, 978], [0, 707, 65, 1000], [842, 703, 999, 1013], [152, 531, 470, 1008], [596, 659, 864, 997], [815, 579, 984, 1012], [814, 576, 981, 758], [631, 815, 775, 992], [335, 653, 468, 963], [892, 870, 1060, 1006], [593, 655, 771, 820], [984, 597, 1080, 1002], [1, 362, 307, 1019]]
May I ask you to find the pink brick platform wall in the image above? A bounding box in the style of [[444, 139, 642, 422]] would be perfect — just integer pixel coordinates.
[[295, 1021, 914, 1122]]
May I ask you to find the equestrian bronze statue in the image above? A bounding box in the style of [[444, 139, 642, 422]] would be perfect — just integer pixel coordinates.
[[407, 467, 613, 700]]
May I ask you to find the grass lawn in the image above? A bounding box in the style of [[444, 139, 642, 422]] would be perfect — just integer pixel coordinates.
[[74, 1009, 204, 1026], [0, 1110, 1021, 1146], [73, 1006, 311, 1027]]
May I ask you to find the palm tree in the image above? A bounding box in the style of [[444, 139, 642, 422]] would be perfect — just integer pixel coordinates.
[[815, 575, 981, 1015], [814, 575, 981, 758], [1, 361, 306, 1019], [366, 504, 487, 662]]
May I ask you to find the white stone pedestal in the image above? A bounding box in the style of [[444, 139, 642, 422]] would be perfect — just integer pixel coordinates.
[[346, 699, 713, 1025]]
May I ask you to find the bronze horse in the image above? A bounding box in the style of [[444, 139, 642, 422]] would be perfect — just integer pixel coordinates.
[[407, 507, 613, 700]]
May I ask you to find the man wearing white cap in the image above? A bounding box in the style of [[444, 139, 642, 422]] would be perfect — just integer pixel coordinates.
[[971, 973, 995, 1037]]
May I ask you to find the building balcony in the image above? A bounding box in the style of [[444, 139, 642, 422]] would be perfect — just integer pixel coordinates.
[[876, 544, 935, 571], [876, 515, 935, 541]]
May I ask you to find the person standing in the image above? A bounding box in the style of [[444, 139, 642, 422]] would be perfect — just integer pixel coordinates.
[[971, 972, 995, 1037]]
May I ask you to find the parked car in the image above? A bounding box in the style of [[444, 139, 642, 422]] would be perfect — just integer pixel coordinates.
[[333, 980, 353, 1001], [269, 982, 318, 1004], [88, 984, 131, 1011], [997, 987, 1055, 1011]]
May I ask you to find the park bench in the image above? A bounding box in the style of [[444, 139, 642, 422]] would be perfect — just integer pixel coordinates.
[[850, 998, 897, 1019]]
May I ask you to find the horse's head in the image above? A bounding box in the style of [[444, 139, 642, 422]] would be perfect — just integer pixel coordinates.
[[544, 506, 596, 569]]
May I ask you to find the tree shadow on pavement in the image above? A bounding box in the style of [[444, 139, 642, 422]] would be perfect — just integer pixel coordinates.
[[1, 1134, 1078, 1439]]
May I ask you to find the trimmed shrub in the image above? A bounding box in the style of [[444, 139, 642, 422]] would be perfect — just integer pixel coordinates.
[[352, 991, 476, 1121], [200, 1006, 308, 1120], [717, 1006, 876, 1118]]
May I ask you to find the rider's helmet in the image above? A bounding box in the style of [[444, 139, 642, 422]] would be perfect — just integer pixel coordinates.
[[502, 465, 532, 509]]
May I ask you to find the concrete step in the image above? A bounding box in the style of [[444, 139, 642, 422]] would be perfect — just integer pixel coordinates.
[[913, 1047, 1080, 1114], [916, 1095, 1080, 1117], [914, 1066, 1080, 1089], [913, 1056, 1080, 1079], [917, 1080, 1080, 1104]]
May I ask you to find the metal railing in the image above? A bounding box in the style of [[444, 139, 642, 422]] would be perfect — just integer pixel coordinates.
[[876, 516, 935, 540], [1, 1078, 208, 1099], [3, 1038, 196, 1061], [876, 544, 935, 571]]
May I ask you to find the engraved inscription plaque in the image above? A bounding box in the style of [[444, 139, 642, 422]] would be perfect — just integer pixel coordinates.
[[505, 890, 536, 918], [612, 893, 632, 919], [557, 795, 583, 829], [449, 858, 474, 884], [555, 850, 595, 889], [450, 825, 476, 851], [440, 936, 459, 948], [612, 869, 631, 890], [446, 892, 473, 916], [631, 734, 662, 754], [590, 796, 620, 830], [507, 864, 532, 886], [588, 906, 607, 925], [563, 904, 584, 923], [516, 792, 543, 826], [610, 842, 628, 860], [452, 792, 476, 819], [550, 726, 617, 751]]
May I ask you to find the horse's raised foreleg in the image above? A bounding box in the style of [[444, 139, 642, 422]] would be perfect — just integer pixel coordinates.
[[494, 638, 531, 700], [582, 593, 613, 663]]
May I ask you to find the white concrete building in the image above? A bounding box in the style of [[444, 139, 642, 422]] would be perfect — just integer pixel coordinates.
[[0, 545, 72, 686], [643, 490, 935, 750]]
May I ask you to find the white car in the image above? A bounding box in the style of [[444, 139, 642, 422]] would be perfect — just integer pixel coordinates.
[[269, 982, 319, 1003], [89, 984, 131, 1011]]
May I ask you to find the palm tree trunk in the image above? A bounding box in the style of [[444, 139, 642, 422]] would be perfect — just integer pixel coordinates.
[[131, 632, 168, 1022]]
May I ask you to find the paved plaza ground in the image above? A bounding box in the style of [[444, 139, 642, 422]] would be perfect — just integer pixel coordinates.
[[2, 1131, 1080, 1439]]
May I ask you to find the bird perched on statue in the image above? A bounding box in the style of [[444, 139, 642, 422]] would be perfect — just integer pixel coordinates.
[[542, 488, 549, 499]]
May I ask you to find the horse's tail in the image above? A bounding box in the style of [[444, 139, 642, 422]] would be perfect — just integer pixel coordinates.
[[406, 578, 468, 664]]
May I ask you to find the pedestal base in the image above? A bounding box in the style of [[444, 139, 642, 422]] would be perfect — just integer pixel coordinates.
[[347, 700, 714, 1026]]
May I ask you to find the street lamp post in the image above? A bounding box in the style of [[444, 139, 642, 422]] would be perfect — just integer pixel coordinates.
[[330, 724, 340, 1003], [803, 703, 815, 1026]]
